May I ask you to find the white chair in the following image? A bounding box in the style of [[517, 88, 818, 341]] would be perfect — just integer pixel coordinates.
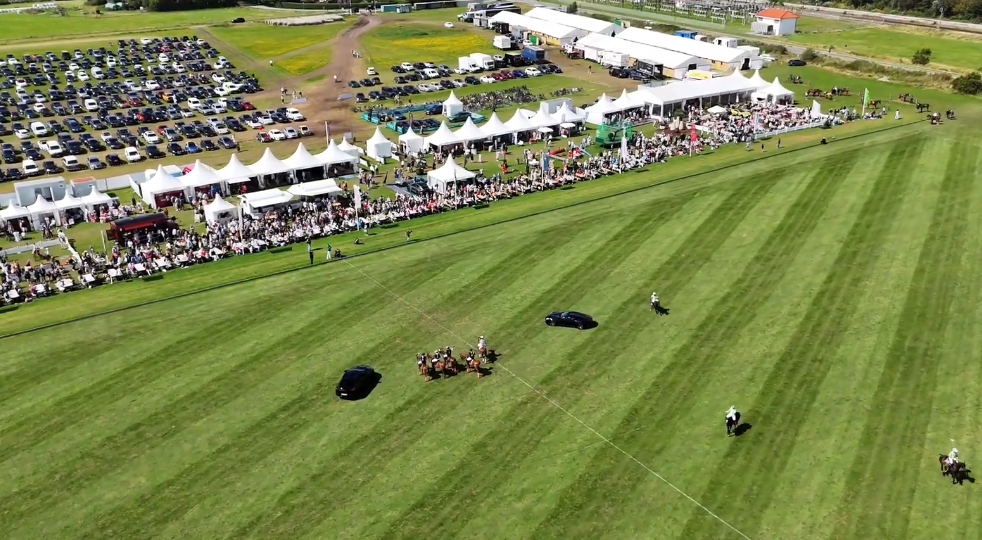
[[82, 273, 97, 287], [107, 268, 121, 284], [134, 263, 151, 276]]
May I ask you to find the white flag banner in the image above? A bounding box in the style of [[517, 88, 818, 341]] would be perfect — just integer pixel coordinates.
[[354, 185, 362, 210]]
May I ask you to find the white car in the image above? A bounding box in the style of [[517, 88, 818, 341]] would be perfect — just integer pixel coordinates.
[[22, 159, 40, 176], [29, 121, 48, 136], [452, 79, 466, 88], [285, 107, 305, 121], [62, 155, 80, 169], [100, 131, 114, 142], [416, 83, 431, 93], [14, 128, 30, 139], [493, 54, 505, 63], [211, 72, 225, 83], [145, 79, 160, 90], [525, 67, 542, 77], [124, 146, 142, 162], [187, 97, 201, 110], [367, 67, 377, 75], [245, 118, 263, 129], [480, 75, 496, 84], [77, 70, 90, 81], [256, 113, 273, 125], [214, 86, 231, 97], [140, 37, 153, 44], [760, 53, 776, 62], [444, 22, 454, 28], [68, 62, 79, 71], [40, 140, 64, 156], [268, 129, 286, 141], [400, 62, 415, 71], [284, 127, 299, 139], [213, 122, 229, 135], [453, 67, 467, 75], [142, 131, 161, 144]]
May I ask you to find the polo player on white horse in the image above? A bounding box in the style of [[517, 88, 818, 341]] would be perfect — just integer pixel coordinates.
[[477, 336, 487, 361]]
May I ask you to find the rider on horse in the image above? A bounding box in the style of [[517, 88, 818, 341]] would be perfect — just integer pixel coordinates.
[[948, 447, 959, 467], [477, 336, 487, 360], [650, 291, 659, 310], [726, 405, 738, 423]]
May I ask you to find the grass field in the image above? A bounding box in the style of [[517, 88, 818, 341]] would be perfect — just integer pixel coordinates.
[[361, 25, 492, 68], [787, 26, 982, 70], [209, 22, 349, 61], [0, 6, 294, 43], [2, 118, 982, 540]]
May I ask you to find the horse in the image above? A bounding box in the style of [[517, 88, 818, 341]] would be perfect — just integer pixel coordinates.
[[478, 345, 488, 363], [433, 358, 446, 379], [806, 89, 823, 97], [465, 355, 483, 378], [725, 412, 741, 436], [916, 102, 930, 113], [939, 454, 965, 484], [946, 109, 956, 120], [417, 354, 431, 381], [445, 355, 460, 375]]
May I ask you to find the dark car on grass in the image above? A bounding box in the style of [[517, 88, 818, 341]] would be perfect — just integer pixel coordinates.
[[335, 365, 378, 400], [544, 311, 595, 329]]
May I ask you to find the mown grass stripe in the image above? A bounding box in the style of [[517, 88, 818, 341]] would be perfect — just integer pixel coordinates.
[[61, 224, 579, 540], [832, 141, 975, 540], [529, 156, 855, 539], [677, 137, 928, 540]]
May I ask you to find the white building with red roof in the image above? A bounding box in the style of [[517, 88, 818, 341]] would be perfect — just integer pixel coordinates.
[[753, 8, 799, 36]]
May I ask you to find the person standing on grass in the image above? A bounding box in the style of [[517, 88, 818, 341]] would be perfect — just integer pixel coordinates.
[[307, 238, 314, 265], [406, 229, 412, 242], [326, 243, 332, 260]]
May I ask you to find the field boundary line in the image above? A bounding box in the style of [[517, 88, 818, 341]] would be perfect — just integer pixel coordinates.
[[0, 119, 923, 341], [342, 257, 755, 540]]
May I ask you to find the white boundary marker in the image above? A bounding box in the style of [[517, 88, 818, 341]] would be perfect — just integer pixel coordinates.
[[343, 258, 754, 540]]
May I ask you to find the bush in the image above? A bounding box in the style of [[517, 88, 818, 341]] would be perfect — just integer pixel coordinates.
[[911, 48, 932, 65], [800, 48, 818, 61], [568, 1, 577, 14], [952, 71, 982, 94]]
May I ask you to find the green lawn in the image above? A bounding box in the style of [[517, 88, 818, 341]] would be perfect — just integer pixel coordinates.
[[2, 117, 981, 540], [0, 6, 293, 44], [275, 45, 334, 76], [787, 27, 982, 71], [360, 25, 493, 69], [209, 21, 350, 61]]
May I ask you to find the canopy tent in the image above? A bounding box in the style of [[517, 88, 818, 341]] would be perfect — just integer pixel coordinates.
[[81, 188, 113, 207], [337, 137, 364, 157], [250, 148, 289, 176], [612, 88, 645, 110], [425, 121, 461, 148], [287, 178, 342, 198], [366, 127, 394, 161], [453, 117, 488, 142], [180, 160, 224, 190], [707, 105, 728, 114], [218, 154, 256, 182], [635, 77, 759, 117], [240, 188, 294, 214], [528, 106, 560, 129], [753, 77, 794, 104], [584, 93, 638, 124], [316, 139, 360, 167], [555, 101, 585, 124], [479, 112, 512, 138], [504, 109, 535, 133], [55, 191, 86, 210], [203, 195, 236, 224], [748, 69, 769, 90], [443, 91, 463, 117], [426, 158, 476, 194], [283, 143, 322, 171], [727, 69, 748, 81], [398, 128, 426, 154], [141, 164, 187, 207], [0, 202, 31, 221], [27, 195, 60, 226]]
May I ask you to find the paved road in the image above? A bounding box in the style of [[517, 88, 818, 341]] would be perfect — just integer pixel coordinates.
[[521, 0, 958, 75]]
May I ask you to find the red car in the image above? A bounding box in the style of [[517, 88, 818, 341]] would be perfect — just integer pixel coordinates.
[[498, 70, 513, 80], [241, 101, 255, 110]]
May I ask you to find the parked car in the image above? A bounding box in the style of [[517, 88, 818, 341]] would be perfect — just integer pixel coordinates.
[[283, 127, 298, 139], [145, 145, 165, 159], [544, 311, 595, 329], [86, 155, 106, 170], [268, 129, 286, 141], [788, 59, 807, 66], [335, 365, 379, 399], [200, 138, 218, 151], [218, 135, 237, 149], [106, 153, 124, 166], [62, 154, 83, 171], [185, 141, 200, 153], [299, 125, 313, 137], [124, 146, 142, 162]]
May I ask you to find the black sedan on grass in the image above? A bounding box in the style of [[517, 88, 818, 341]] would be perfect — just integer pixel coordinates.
[[336, 365, 379, 400], [544, 311, 595, 329]]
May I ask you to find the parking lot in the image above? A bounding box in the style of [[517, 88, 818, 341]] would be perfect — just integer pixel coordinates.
[[0, 34, 314, 182]]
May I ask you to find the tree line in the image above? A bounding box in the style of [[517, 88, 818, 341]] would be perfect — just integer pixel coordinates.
[[85, 0, 237, 11]]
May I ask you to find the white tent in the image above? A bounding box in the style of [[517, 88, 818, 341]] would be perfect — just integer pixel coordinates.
[[555, 101, 585, 124], [728, 69, 749, 81], [141, 165, 187, 207], [203, 195, 236, 224], [240, 188, 294, 215], [479, 112, 512, 138], [55, 191, 86, 210], [287, 178, 342, 198], [584, 93, 633, 124], [748, 69, 769, 90], [399, 128, 426, 154], [81, 188, 113, 207], [366, 127, 394, 161], [218, 154, 256, 183], [0, 201, 30, 221], [453, 117, 488, 142], [337, 137, 364, 157], [707, 105, 728, 114], [250, 148, 290, 176], [427, 158, 476, 194], [504, 109, 535, 133], [425, 121, 461, 148], [528, 106, 560, 129], [27, 195, 60, 226], [283, 143, 323, 171], [753, 77, 794, 104], [810, 100, 824, 119], [443, 91, 463, 117], [612, 88, 645, 110], [316, 140, 360, 167], [180, 160, 224, 190]]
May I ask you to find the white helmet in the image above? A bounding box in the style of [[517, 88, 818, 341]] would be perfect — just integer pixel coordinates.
[[480, 335, 484, 339], [953, 448, 959, 453]]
